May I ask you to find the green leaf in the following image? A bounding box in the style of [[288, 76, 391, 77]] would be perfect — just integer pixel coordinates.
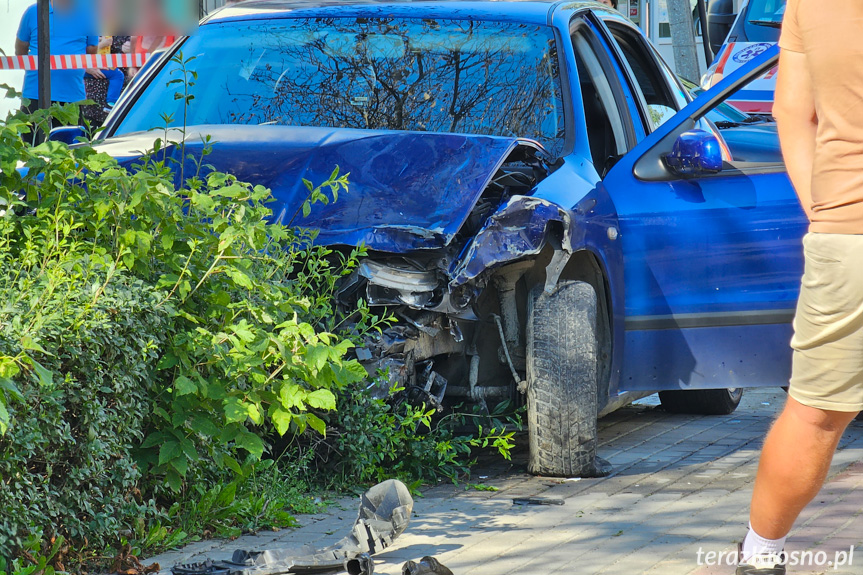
[[305, 344, 328, 371], [271, 408, 293, 436], [171, 456, 189, 477], [230, 321, 255, 342], [29, 359, 53, 387], [152, 406, 171, 422], [166, 468, 183, 492], [306, 413, 327, 437], [180, 437, 199, 462], [305, 389, 336, 411], [157, 354, 178, 370], [192, 192, 215, 211], [215, 481, 238, 508], [174, 375, 197, 396], [224, 398, 250, 424], [212, 183, 246, 198], [208, 382, 228, 400], [19, 336, 49, 355], [0, 401, 9, 435], [158, 441, 182, 466], [222, 454, 244, 476], [247, 403, 263, 425], [0, 377, 22, 402], [189, 416, 219, 437], [235, 430, 264, 459], [226, 268, 253, 289], [219, 425, 240, 444], [278, 383, 304, 410], [141, 432, 168, 449]]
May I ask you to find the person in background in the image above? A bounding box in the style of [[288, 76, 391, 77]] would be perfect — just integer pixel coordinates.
[[85, 36, 126, 110], [14, 0, 98, 124], [83, 35, 131, 127]]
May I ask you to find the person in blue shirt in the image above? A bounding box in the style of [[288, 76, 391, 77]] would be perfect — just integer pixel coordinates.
[[14, 0, 98, 124]]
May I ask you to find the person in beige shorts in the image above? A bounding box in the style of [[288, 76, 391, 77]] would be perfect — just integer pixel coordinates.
[[736, 1, 863, 574]]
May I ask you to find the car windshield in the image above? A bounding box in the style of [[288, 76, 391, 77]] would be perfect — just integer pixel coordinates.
[[746, 0, 785, 28], [114, 18, 566, 155]]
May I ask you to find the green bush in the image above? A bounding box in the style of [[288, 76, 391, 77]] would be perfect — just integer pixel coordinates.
[[0, 97, 369, 563], [0, 265, 167, 559], [318, 383, 519, 486]]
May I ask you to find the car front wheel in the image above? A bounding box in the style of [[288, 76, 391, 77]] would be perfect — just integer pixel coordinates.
[[526, 280, 600, 477]]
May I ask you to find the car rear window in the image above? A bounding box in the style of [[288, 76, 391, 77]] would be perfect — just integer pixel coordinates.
[[114, 17, 566, 155]]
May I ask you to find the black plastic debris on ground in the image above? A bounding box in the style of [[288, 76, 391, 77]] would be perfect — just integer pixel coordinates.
[[511, 496, 565, 506], [402, 556, 454, 575], [172, 479, 413, 575]]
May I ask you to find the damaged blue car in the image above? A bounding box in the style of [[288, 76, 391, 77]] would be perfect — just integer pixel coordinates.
[[55, 0, 800, 477]]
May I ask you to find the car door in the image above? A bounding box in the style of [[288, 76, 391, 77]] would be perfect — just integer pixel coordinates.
[[596, 43, 806, 392]]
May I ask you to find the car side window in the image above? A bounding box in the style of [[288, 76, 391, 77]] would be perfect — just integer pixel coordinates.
[[571, 29, 628, 176], [605, 23, 685, 132]]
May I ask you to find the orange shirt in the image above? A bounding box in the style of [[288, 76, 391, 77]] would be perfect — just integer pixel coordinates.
[[780, 0, 863, 234]]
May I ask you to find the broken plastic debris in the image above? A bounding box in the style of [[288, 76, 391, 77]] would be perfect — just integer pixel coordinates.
[[344, 553, 374, 575], [171, 479, 413, 575], [512, 497, 564, 506], [402, 556, 454, 575]]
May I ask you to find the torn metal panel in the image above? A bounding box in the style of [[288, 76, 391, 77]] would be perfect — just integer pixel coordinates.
[[449, 195, 573, 288], [171, 479, 413, 575]]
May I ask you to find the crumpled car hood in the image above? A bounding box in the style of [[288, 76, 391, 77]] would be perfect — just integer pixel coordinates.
[[96, 125, 525, 252]]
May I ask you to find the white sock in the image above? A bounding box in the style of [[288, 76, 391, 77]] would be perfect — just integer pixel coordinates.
[[741, 523, 786, 562]]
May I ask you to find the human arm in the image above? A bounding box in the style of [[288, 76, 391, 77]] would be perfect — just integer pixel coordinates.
[[15, 7, 33, 56], [773, 49, 817, 221], [86, 35, 99, 55]]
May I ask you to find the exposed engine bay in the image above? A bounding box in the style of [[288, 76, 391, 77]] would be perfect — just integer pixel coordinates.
[[335, 143, 565, 412]]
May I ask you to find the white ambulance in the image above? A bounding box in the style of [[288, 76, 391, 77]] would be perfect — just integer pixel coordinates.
[[702, 0, 783, 113]]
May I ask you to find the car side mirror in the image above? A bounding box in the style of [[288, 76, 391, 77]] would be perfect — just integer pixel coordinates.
[[48, 126, 86, 145], [664, 129, 723, 177]]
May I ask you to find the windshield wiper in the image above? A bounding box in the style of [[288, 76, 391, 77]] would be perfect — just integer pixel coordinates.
[[748, 19, 782, 28], [715, 121, 743, 129]]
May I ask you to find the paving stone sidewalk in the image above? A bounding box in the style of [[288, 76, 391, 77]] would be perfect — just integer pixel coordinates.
[[145, 389, 863, 575]]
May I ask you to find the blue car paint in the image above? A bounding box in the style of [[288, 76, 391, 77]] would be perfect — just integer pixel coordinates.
[[598, 45, 805, 392], [719, 122, 781, 163], [664, 130, 723, 176], [95, 125, 528, 252], [90, 3, 797, 397]]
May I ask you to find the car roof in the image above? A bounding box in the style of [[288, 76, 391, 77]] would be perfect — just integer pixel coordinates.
[[203, 0, 607, 27]]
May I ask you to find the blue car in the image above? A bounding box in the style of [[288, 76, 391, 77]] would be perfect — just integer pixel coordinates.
[[55, 0, 800, 477]]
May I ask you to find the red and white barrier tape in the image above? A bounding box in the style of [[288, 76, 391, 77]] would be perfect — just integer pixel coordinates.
[[0, 53, 151, 71]]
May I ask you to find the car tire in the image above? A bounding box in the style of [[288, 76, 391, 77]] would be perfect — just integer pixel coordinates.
[[658, 388, 743, 415], [526, 280, 599, 477]]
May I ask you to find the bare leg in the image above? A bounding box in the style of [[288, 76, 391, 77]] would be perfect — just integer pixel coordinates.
[[749, 396, 858, 539]]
